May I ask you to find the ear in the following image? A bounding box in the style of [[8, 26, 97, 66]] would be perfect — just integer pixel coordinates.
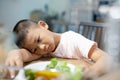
[[38, 21, 49, 29]]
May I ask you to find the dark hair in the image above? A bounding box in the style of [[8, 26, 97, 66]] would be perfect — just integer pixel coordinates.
[[13, 19, 37, 48]]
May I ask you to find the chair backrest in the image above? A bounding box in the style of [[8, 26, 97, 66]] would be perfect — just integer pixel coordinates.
[[52, 21, 106, 49], [77, 22, 106, 49]]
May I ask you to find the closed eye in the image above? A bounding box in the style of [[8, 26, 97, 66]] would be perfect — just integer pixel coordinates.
[[33, 48, 37, 53], [29, 47, 37, 54], [28, 48, 35, 54], [37, 36, 41, 43]]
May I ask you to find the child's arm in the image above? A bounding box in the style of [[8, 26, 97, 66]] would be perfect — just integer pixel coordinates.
[[19, 49, 41, 62], [90, 48, 110, 72], [83, 48, 112, 79], [6, 48, 41, 63], [88, 47, 107, 62], [4, 49, 41, 78]]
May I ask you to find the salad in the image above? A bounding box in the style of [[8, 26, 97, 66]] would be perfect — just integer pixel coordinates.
[[25, 58, 83, 80]]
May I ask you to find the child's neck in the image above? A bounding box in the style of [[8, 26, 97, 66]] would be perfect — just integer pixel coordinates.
[[52, 32, 61, 52]]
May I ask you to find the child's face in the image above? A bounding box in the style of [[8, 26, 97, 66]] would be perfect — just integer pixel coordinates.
[[23, 25, 56, 55]]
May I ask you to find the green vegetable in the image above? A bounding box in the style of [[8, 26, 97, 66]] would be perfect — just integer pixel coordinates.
[[65, 72, 83, 80], [25, 58, 83, 80], [46, 58, 70, 72], [63, 66, 83, 80], [55, 61, 70, 72], [74, 65, 83, 73], [25, 69, 35, 80], [46, 58, 58, 69]]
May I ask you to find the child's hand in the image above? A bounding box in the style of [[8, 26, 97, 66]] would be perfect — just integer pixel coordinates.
[[4, 48, 41, 78], [82, 65, 106, 80], [4, 49, 24, 78], [82, 66, 99, 80]]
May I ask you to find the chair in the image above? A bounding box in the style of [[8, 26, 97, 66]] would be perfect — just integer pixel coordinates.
[[77, 21, 106, 49], [52, 21, 106, 49]]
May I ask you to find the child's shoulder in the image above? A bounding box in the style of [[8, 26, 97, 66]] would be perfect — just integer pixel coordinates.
[[62, 31, 80, 36], [63, 30, 77, 34]]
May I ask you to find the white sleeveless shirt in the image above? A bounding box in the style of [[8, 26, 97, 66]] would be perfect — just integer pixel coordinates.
[[51, 31, 97, 59]]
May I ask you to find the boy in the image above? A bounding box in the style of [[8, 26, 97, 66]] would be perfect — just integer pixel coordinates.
[[5, 19, 110, 78]]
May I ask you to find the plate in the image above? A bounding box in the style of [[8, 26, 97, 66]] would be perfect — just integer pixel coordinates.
[[14, 61, 75, 80]]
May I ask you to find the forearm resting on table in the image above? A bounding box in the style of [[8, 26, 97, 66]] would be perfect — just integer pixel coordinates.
[[89, 48, 112, 75], [89, 48, 107, 62], [20, 49, 41, 62]]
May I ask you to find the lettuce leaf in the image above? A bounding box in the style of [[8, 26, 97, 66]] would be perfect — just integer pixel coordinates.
[[46, 58, 70, 72]]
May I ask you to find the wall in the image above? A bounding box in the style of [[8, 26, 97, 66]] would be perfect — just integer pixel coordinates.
[[0, 0, 97, 31], [0, 0, 69, 31]]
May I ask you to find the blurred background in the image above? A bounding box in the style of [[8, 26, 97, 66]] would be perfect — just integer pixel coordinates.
[[0, 0, 120, 62], [0, 0, 114, 30]]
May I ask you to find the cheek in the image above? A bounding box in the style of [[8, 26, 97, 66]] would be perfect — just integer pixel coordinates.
[[36, 49, 48, 55], [48, 41, 56, 52]]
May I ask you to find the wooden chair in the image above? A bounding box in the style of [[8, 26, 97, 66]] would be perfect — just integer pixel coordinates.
[[77, 21, 106, 49], [52, 21, 106, 49]]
